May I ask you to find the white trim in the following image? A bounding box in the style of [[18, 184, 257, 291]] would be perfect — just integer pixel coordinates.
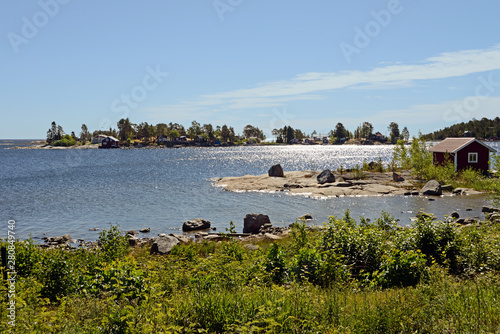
[[468, 152, 478, 163], [453, 138, 496, 153], [454, 153, 457, 171]]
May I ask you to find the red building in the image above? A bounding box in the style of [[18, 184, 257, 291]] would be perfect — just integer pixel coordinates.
[[100, 136, 120, 148], [429, 138, 496, 173]]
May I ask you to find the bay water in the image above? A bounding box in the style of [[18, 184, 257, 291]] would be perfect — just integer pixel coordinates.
[[1, 141, 498, 241]]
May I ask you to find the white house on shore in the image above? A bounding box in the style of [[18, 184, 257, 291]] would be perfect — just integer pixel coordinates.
[[92, 134, 108, 144]]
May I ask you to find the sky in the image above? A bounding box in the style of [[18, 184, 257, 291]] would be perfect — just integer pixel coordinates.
[[1, 0, 500, 139]]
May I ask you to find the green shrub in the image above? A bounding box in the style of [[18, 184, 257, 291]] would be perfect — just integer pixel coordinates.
[[53, 134, 76, 146], [412, 217, 460, 271], [291, 248, 321, 283], [38, 249, 76, 302], [265, 243, 288, 284], [97, 224, 130, 263], [377, 249, 427, 288]]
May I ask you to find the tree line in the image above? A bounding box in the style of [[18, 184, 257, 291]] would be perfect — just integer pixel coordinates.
[[46, 120, 266, 145], [46, 119, 412, 145], [422, 117, 500, 140], [272, 122, 410, 144]]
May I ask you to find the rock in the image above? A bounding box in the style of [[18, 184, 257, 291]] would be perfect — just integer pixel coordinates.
[[268, 164, 284, 177], [392, 172, 405, 182], [243, 213, 271, 234], [489, 213, 500, 222], [416, 210, 436, 220], [150, 235, 179, 255], [453, 188, 466, 195], [203, 235, 229, 242], [298, 214, 313, 220], [89, 228, 100, 231], [420, 180, 442, 196], [129, 237, 139, 247], [482, 206, 500, 213], [317, 169, 336, 184], [450, 211, 460, 219], [243, 244, 260, 251], [411, 191, 419, 196], [441, 184, 453, 192], [264, 233, 282, 241], [158, 233, 167, 237], [466, 208, 472, 212], [455, 218, 478, 225], [140, 228, 150, 233], [283, 183, 303, 189], [182, 218, 211, 232], [52, 234, 71, 244], [336, 181, 352, 187], [170, 234, 190, 245], [126, 230, 139, 238]]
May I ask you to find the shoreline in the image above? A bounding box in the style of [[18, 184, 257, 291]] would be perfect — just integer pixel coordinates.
[[214, 170, 484, 198]]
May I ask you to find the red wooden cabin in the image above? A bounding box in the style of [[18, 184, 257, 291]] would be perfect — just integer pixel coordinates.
[[428, 138, 496, 173], [101, 136, 120, 149]]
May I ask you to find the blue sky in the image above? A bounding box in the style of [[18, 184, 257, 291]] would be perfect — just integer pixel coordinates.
[[2, 0, 500, 139]]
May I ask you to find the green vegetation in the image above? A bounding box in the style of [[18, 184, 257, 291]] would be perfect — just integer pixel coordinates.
[[3, 214, 500, 333], [53, 134, 77, 147], [423, 116, 500, 140], [391, 136, 500, 199]]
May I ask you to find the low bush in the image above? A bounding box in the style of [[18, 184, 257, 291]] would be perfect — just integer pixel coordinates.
[[53, 134, 77, 146]]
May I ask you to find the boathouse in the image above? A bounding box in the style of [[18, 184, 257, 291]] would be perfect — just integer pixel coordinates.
[[101, 136, 120, 148], [428, 138, 496, 173]]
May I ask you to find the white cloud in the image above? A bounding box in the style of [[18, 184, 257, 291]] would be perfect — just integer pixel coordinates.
[[146, 45, 500, 117]]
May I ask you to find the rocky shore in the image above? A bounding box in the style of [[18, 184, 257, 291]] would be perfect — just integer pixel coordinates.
[[39, 205, 500, 256], [214, 166, 483, 198], [9, 141, 100, 149]]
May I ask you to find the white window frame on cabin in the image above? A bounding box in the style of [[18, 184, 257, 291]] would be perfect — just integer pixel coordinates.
[[468, 152, 478, 163]]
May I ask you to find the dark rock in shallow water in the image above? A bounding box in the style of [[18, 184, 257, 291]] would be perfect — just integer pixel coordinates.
[[182, 218, 211, 232], [268, 164, 284, 177], [126, 231, 139, 239], [317, 169, 335, 184], [298, 214, 313, 220], [450, 211, 460, 219], [243, 213, 271, 234], [151, 235, 179, 255], [420, 180, 442, 196], [140, 228, 150, 233]]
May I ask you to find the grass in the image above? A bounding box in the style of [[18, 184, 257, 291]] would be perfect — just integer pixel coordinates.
[[2, 214, 500, 333]]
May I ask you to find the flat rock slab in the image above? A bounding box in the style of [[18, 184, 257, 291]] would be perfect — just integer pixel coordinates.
[[215, 171, 412, 198]]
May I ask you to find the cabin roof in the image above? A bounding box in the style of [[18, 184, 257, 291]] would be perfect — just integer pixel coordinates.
[[429, 137, 496, 153]]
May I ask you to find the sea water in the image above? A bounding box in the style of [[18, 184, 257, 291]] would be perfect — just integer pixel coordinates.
[[1, 141, 498, 241]]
